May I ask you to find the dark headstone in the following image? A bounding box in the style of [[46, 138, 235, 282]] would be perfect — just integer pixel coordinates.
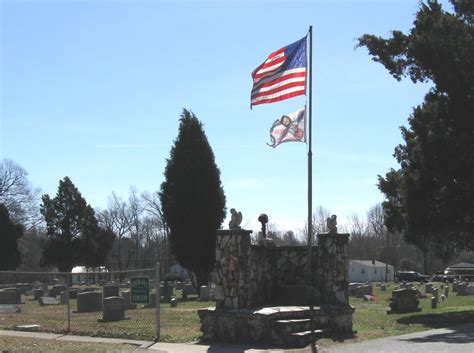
[[33, 288, 43, 300], [103, 285, 119, 298], [102, 296, 125, 322], [122, 290, 137, 310], [0, 289, 21, 304], [69, 288, 79, 299], [170, 298, 178, 307], [387, 288, 421, 314], [144, 292, 156, 308], [49, 285, 66, 298], [77, 292, 102, 312]]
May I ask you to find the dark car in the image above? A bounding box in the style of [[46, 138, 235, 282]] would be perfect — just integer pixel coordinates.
[[395, 271, 430, 283], [431, 274, 455, 283]]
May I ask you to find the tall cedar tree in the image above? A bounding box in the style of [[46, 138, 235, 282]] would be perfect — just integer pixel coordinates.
[[41, 177, 114, 272], [160, 109, 226, 288], [358, 0, 474, 264], [0, 203, 23, 270]]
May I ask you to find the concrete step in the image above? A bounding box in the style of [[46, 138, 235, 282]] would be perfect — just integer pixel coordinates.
[[288, 329, 324, 348], [274, 318, 313, 333]]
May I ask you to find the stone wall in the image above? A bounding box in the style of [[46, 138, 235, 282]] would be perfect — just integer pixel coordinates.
[[213, 230, 349, 308]]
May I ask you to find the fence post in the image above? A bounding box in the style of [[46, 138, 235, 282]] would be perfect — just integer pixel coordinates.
[[66, 273, 71, 332], [155, 262, 160, 341]]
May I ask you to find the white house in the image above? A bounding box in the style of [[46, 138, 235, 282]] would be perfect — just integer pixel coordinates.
[[348, 260, 394, 283], [71, 266, 108, 284]]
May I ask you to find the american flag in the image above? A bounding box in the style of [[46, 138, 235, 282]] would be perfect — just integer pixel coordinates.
[[251, 36, 307, 107]]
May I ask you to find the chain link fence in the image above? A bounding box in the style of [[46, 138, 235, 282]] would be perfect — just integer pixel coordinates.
[[0, 266, 160, 341]]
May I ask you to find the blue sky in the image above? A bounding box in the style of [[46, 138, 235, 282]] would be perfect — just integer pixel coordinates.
[[1, 0, 445, 234]]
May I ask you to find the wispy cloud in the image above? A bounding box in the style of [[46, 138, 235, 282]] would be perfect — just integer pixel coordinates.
[[95, 143, 161, 149]]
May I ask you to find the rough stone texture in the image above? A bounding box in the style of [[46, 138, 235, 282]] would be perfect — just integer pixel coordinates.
[[198, 305, 354, 346], [213, 231, 350, 309], [204, 230, 353, 346], [102, 296, 125, 322], [103, 285, 119, 298], [77, 291, 102, 312]]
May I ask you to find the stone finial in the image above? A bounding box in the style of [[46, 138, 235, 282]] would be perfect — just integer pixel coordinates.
[[258, 214, 268, 238], [327, 214, 337, 234], [228, 208, 243, 230]]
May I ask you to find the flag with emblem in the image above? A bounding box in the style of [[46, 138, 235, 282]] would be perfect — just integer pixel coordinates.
[[267, 106, 306, 148]]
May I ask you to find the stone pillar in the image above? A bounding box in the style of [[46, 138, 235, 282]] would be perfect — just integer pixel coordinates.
[[213, 229, 252, 309], [316, 233, 350, 305]]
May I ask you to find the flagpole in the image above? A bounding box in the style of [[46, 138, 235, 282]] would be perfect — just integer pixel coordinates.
[[307, 25, 313, 287]]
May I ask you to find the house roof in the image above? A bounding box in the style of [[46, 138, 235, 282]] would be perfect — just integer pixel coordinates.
[[447, 262, 474, 269], [350, 260, 393, 268]]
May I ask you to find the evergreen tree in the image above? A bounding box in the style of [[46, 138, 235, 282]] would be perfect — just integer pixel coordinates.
[[358, 0, 474, 260], [0, 203, 23, 270], [160, 109, 226, 288], [41, 177, 113, 272]]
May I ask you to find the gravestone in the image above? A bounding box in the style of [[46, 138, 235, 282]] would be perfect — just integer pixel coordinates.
[[161, 283, 172, 303], [81, 287, 98, 293], [348, 283, 363, 297], [103, 285, 119, 298], [42, 283, 49, 295], [468, 286, 474, 296], [170, 298, 178, 307], [0, 304, 21, 313], [457, 283, 468, 296], [69, 288, 79, 299], [49, 285, 66, 298], [59, 291, 69, 305], [39, 296, 60, 306], [431, 287, 439, 300], [355, 284, 373, 298], [77, 292, 102, 312], [444, 286, 449, 298], [431, 295, 438, 309], [183, 283, 197, 296], [102, 296, 125, 322], [121, 290, 137, 310], [200, 285, 210, 301], [381, 284, 387, 292], [387, 288, 421, 314], [0, 289, 21, 304], [144, 293, 156, 308], [425, 283, 433, 294], [33, 289, 43, 300], [175, 282, 183, 290]]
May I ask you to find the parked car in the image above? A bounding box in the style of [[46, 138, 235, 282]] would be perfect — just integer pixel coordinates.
[[395, 271, 430, 283], [430, 274, 455, 283]]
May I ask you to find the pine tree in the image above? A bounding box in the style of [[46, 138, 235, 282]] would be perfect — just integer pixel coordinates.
[[358, 0, 474, 259], [160, 109, 226, 288], [0, 203, 23, 270], [41, 177, 114, 272]]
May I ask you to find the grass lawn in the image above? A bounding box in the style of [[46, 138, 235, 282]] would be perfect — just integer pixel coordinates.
[[1, 282, 474, 347], [317, 282, 474, 348]]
